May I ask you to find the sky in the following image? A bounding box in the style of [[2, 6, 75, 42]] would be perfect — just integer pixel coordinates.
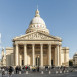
[[0, 0, 77, 59]]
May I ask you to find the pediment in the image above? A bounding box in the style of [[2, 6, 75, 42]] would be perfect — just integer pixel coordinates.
[[13, 32, 62, 41]]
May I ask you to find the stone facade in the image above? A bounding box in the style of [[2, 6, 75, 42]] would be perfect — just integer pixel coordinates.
[[2, 9, 69, 67]]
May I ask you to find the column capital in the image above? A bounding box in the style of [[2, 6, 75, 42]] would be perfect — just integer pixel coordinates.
[[59, 44, 62, 46], [15, 43, 18, 46], [32, 43, 35, 46], [48, 43, 51, 45], [40, 43, 43, 45], [56, 44, 62, 46], [24, 44, 27, 46], [56, 44, 59, 46]]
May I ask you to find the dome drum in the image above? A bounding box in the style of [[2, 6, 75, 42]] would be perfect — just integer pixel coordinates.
[[26, 28, 49, 34]]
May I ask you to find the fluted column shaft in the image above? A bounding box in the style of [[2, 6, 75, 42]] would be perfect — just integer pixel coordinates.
[[59, 45, 62, 66], [55, 45, 59, 66], [57, 45, 59, 66], [24, 44, 27, 65], [32, 44, 35, 66], [20, 55, 22, 66], [40, 44, 43, 67], [15, 44, 19, 66], [48, 44, 51, 66]]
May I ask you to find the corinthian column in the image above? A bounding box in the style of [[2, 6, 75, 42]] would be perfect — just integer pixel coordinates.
[[48, 44, 51, 66], [15, 44, 19, 66], [40, 44, 43, 67], [57, 45, 59, 66], [59, 45, 62, 66], [55, 45, 59, 66], [24, 44, 27, 65], [32, 44, 35, 66]]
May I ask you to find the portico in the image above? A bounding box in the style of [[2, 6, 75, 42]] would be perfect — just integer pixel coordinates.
[[14, 42, 61, 67]]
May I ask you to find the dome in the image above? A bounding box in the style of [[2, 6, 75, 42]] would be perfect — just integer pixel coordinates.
[[26, 9, 49, 34], [30, 17, 45, 25]]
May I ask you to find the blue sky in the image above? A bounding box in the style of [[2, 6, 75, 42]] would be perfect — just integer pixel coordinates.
[[0, 0, 77, 59]]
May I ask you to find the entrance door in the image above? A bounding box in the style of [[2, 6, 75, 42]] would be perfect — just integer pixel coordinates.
[[22, 60, 24, 66], [36, 57, 40, 66], [51, 60, 53, 66]]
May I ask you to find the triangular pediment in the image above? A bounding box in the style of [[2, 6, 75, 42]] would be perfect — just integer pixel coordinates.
[[13, 31, 62, 41]]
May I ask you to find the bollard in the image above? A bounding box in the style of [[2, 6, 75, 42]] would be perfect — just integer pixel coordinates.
[[46, 69, 47, 71], [5, 71, 8, 74], [75, 69, 77, 72], [49, 71, 51, 74], [64, 70, 65, 73], [56, 71, 58, 74], [12, 71, 14, 74], [60, 70, 62, 74], [41, 71, 44, 74], [67, 70, 69, 73], [19, 71, 21, 74], [26, 71, 28, 74]]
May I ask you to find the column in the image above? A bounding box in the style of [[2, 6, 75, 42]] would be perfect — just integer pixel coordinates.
[[15, 44, 19, 66], [48, 44, 51, 66], [32, 44, 35, 66], [40, 44, 43, 67], [20, 55, 22, 66], [55, 45, 59, 66], [59, 45, 62, 66], [24, 44, 27, 65]]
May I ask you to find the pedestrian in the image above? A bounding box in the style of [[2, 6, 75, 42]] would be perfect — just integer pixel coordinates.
[[37, 66, 39, 72], [15, 66, 18, 74], [8, 66, 13, 77], [2, 68, 5, 77]]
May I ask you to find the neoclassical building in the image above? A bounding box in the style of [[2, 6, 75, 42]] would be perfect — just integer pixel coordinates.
[[3, 9, 69, 67]]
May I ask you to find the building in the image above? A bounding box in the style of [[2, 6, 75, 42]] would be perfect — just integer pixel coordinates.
[[2, 9, 69, 67], [73, 52, 77, 66]]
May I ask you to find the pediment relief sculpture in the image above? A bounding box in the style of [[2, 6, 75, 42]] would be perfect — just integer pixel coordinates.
[[13, 32, 59, 41]]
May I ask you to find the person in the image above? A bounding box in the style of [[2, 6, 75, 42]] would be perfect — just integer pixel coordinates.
[[37, 66, 39, 72], [25, 66, 28, 70], [8, 66, 13, 77], [15, 66, 18, 74], [2, 68, 5, 77], [28, 65, 30, 71], [18, 66, 21, 74]]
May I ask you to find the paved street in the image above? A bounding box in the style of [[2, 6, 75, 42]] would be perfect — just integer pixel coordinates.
[[0, 71, 77, 77]]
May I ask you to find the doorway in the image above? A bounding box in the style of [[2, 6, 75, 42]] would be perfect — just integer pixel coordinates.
[[36, 57, 40, 66], [51, 60, 53, 66], [22, 60, 24, 66]]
